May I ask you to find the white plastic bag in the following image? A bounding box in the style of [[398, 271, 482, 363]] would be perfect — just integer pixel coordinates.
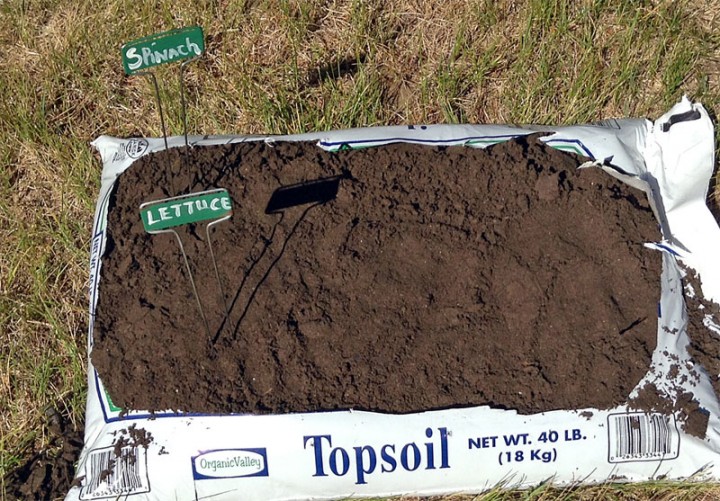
[[67, 97, 720, 500]]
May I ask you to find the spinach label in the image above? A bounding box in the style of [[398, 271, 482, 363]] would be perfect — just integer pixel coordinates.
[[122, 26, 204, 75]]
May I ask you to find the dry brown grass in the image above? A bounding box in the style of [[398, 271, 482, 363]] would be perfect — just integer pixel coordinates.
[[1, 0, 720, 498]]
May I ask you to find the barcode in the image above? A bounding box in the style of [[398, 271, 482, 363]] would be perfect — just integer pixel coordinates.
[[608, 413, 679, 463], [80, 446, 150, 499]]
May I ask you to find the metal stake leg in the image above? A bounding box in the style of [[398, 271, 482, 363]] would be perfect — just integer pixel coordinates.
[[137, 71, 175, 196], [206, 217, 232, 341], [169, 229, 212, 340], [179, 57, 200, 151]]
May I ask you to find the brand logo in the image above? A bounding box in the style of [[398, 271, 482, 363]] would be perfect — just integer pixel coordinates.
[[192, 448, 268, 480], [125, 138, 149, 159], [303, 427, 450, 485]]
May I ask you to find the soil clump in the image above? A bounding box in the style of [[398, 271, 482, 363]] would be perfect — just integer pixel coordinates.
[[3, 410, 82, 501]]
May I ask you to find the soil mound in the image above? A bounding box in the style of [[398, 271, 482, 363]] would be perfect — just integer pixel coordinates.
[[92, 136, 661, 414]]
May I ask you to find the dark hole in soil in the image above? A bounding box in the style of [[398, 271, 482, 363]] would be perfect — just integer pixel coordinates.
[[92, 135, 663, 415]]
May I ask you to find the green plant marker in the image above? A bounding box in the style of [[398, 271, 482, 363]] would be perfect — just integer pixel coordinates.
[[140, 188, 233, 341], [121, 26, 207, 194], [121, 26, 205, 75], [140, 189, 232, 231]]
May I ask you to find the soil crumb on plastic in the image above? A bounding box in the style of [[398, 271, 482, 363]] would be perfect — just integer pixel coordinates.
[[92, 136, 662, 415], [112, 424, 154, 457], [683, 270, 720, 399], [629, 382, 709, 439]]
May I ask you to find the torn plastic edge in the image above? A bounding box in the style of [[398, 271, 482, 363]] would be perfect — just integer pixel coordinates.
[[644, 241, 683, 258], [661, 108, 702, 133], [580, 159, 665, 234]]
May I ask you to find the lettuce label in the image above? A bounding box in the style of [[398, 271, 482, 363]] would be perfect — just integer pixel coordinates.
[[140, 189, 232, 231]]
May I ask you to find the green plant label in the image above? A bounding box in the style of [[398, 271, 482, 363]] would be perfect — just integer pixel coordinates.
[[140, 189, 232, 232], [122, 26, 204, 75]]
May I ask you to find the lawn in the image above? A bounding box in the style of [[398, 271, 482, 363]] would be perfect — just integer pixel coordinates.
[[1, 0, 719, 499]]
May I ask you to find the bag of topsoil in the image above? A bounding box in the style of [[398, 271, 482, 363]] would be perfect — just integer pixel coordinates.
[[67, 97, 720, 500]]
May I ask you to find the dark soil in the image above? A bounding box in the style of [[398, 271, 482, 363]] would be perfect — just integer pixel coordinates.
[[3, 410, 82, 501], [683, 269, 720, 404], [92, 136, 662, 415]]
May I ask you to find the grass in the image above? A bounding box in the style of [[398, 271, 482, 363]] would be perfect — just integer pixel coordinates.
[[0, 0, 719, 498]]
